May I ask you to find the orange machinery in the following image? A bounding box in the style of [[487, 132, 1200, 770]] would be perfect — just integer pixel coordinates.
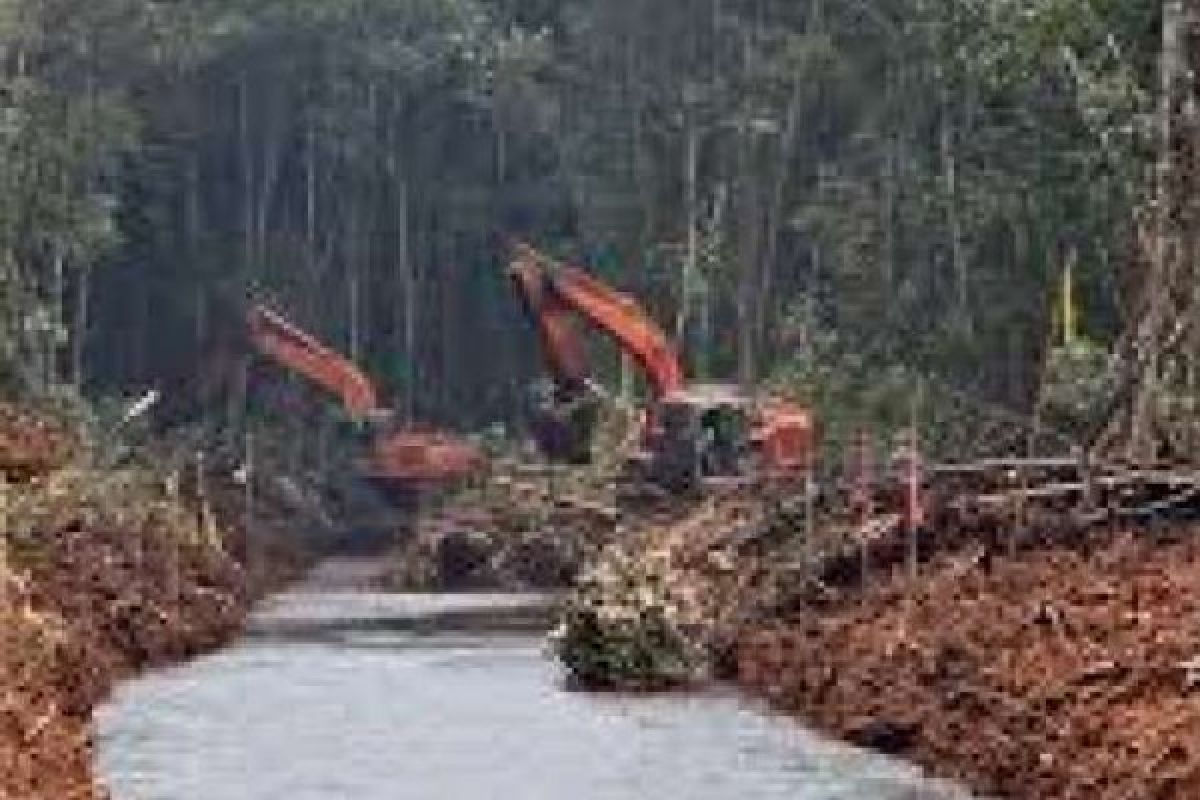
[[246, 305, 486, 504], [508, 243, 812, 490]]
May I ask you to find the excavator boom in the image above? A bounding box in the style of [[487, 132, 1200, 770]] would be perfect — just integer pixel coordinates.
[[247, 305, 379, 419]]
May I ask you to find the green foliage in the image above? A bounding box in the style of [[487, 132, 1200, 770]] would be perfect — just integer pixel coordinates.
[[1038, 340, 1114, 435], [0, 0, 1171, 455], [551, 546, 702, 691]]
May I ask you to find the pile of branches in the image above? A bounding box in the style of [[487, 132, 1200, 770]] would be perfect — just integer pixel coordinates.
[[550, 544, 704, 691]]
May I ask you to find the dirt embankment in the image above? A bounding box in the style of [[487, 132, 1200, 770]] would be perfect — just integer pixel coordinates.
[[0, 404, 313, 800], [551, 467, 1200, 798], [2, 512, 245, 800], [736, 529, 1200, 799]]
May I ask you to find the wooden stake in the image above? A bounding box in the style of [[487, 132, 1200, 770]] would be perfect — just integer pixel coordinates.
[[906, 433, 921, 591], [1010, 464, 1025, 560], [855, 430, 872, 596], [1078, 446, 1094, 533], [804, 457, 816, 582], [0, 475, 8, 607], [245, 429, 256, 593], [908, 379, 924, 588], [196, 450, 206, 542]]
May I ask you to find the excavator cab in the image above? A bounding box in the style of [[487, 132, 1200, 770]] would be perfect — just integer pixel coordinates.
[[645, 391, 811, 491], [645, 387, 752, 490]]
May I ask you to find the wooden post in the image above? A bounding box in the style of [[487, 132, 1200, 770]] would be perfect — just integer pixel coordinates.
[[804, 452, 816, 582], [165, 468, 180, 606], [1078, 447, 1094, 532], [854, 430, 873, 595], [196, 450, 206, 542], [1010, 464, 1025, 560], [908, 380, 924, 588], [906, 427, 922, 587], [244, 429, 256, 594], [0, 475, 7, 608]]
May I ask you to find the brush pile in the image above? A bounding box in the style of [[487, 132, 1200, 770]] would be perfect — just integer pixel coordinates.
[[387, 446, 623, 591], [548, 487, 785, 690], [551, 543, 704, 690], [0, 403, 73, 482]]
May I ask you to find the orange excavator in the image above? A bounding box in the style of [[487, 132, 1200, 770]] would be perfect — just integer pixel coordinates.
[[508, 243, 812, 490], [246, 304, 486, 505]]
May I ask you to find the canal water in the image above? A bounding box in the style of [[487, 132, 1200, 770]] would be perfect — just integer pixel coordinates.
[[97, 563, 967, 800]]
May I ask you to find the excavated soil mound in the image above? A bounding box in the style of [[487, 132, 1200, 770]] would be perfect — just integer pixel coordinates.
[[2, 527, 244, 800], [737, 529, 1200, 799], [0, 410, 247, 800], [0, 404, 73, 483]]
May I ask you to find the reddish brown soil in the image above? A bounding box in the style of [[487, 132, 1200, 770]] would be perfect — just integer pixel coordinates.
[[0, 404, 72, 482], [2, 523, 246, 800], [736, 529, 1200, 799], [0, 404, 253, 800]]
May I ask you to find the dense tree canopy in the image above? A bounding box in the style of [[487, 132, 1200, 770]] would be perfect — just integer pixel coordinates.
[[0, 0, 1190, 461]]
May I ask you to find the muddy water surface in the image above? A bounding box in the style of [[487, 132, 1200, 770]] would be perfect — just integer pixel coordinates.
[[97, 562, 967, 800]]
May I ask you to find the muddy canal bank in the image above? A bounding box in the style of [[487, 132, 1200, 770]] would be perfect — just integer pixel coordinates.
[[0, 403, 321, 800], [548, 484, 1200, 799], [1, 479, 248, 800], [736, 529, 1200, 799]]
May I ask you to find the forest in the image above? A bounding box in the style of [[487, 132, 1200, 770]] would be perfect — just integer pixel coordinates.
[[7, 3, 1200, 800], [2, 0, 1187, 465]]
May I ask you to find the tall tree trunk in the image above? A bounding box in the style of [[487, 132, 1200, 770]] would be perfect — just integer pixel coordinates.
[[1132, 0, 1185, 461], [1183, 4, 1200, 453], [72, 265, 88, 389], [186, 149, 205, 407], [735, 133, 764, 389], [50, 243, 64, 388], [756, 67, 806, 371], [881, 61, 899, 329], [347, 202, 362, 371], [678, 97, 698, 351], [239, 73, 254, 278], [939, 74, 971, 339], [626, 25, 653, 403], [397, 174, 415, 421]]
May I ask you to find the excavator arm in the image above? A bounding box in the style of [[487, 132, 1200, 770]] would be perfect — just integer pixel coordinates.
[[246, 303, 485, 499], [508, 244, 686, 400], [508, 253, 591, 399], [246, 305, 380, 420]]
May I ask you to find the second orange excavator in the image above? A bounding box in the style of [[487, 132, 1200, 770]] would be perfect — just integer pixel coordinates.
[[508, 243, 812, 490], [246, 305, 486, 506]]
